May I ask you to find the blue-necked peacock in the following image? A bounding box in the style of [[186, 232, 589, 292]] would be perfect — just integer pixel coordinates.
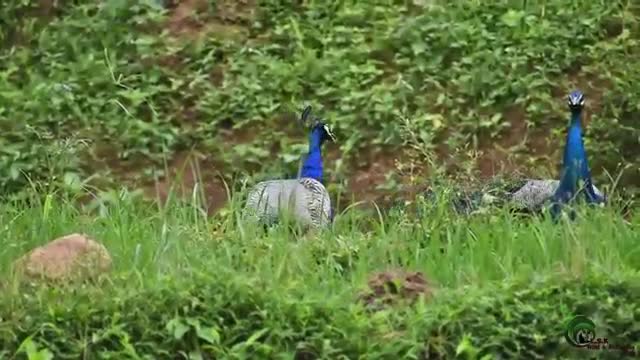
[[446, 90, 605, 215], [548, 90, 606, 219], [243, 105, 336, 229]]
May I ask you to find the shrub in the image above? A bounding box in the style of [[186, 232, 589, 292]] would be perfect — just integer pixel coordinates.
[[0, 272, 637, 358]]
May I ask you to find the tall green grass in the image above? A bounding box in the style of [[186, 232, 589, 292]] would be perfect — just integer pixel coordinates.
[[1, 185, 637, 293], [0, 186, 638, 358]]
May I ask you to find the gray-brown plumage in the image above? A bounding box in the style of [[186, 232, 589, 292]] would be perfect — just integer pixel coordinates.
[[429, 178, 604, 215], [510, 179, 603, 211]]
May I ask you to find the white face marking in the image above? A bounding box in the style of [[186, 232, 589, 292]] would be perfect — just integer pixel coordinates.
[[323, 125, 336, 141], [568, 94, 585, 107]]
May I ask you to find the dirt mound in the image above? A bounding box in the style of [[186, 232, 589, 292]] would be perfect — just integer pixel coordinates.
[[358, 269, 434, 310]]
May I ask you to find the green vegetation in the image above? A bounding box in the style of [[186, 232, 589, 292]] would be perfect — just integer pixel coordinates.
[[1, 0, 639, 358], [0, 193, 639, 358], [1, 0, 639, 199]]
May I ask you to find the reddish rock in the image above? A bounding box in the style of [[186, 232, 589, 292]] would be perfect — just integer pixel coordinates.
[[13, 233, 112, 283]]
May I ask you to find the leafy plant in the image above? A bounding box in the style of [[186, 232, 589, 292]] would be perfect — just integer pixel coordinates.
[[0, 0, 639, 197]]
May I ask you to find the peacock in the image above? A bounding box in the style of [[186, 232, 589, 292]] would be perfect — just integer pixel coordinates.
[[441, 90, 605, 216], [548, 90, 606, 219], [243, 105, 336, 229]]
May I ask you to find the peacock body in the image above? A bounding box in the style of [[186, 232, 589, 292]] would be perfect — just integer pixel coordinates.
[[243, 106, 336, 229], [442, 91, 605, 216], [244, 178, 332, 229], [444, 178, 604, 215], [511, 179, 603, 213]]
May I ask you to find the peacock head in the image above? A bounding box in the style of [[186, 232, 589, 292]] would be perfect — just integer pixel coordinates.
[[567, 90, 585, 112], [300, 105, 337, 143], [318, 122, 337, 143]]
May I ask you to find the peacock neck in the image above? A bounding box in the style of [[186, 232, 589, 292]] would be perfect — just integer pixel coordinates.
[[565, 110, 584, 165], [300, 127, 324, 183], [555, 110, 591, 200]]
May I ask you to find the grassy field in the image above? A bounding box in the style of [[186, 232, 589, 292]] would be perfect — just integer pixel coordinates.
[[2, 188, 637, 288], [1, 0, 640, 358], [0, 188, 639, 357]]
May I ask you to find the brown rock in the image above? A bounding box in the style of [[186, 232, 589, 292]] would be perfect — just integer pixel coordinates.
[[358, 269, 435, 310], [13, 233, 112, 283]]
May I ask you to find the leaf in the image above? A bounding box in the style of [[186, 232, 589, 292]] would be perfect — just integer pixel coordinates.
[[411, 42, 427, 55], [17, 338, 54, 360], [196, 326, 221, 345], [245, 328, 270, 347], [455, 334, 477, 356], [501, 10, 524, 27], [166, 318, 190, 340]]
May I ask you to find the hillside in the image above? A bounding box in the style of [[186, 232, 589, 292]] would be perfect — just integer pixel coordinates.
[[1, 1, 639, 358], [1, 0, 639, 211]]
